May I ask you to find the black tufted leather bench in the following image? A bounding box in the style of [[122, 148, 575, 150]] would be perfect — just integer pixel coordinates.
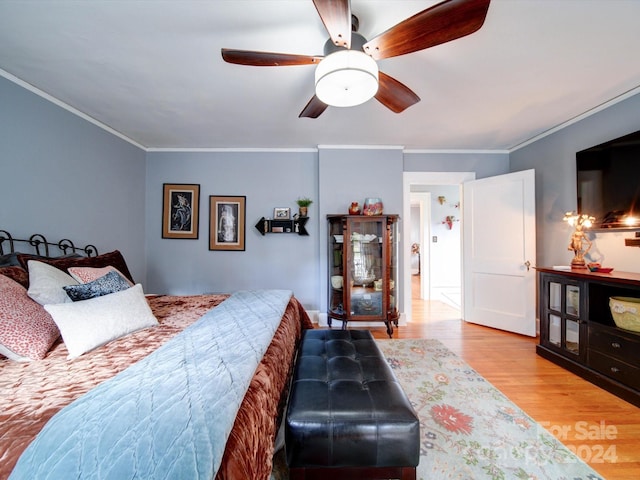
[[285, 329, 419, 480]]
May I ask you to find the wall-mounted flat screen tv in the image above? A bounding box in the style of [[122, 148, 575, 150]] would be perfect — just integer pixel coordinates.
[[576, 129, 640, 229]]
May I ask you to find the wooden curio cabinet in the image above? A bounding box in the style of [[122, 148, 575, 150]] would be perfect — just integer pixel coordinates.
[[327, 214, 399, 337]]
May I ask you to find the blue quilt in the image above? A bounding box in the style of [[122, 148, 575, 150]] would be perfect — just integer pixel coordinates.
[[10, 289, 293, 480]]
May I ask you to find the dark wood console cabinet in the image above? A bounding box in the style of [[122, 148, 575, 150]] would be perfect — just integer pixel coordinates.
[[537, 267, 640, 407]]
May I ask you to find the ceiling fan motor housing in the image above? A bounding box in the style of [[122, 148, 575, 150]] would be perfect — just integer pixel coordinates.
[[317, 31, 379, 107], [323, 31, 369, 57]]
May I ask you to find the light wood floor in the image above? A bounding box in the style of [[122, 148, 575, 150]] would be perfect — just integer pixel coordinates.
[[358, 276, 640, 479]]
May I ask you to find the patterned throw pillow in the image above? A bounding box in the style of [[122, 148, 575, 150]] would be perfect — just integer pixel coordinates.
[[0, 275, 60, 361], [67, 265, 133, 286], [63, 271, 131, 302]]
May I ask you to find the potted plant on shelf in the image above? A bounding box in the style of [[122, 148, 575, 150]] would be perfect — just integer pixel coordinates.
[[296, 197, 313, 217]]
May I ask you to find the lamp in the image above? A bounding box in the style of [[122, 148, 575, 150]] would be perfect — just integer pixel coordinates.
[[563, 211, 595, 268], [315, 49, 378, 107]]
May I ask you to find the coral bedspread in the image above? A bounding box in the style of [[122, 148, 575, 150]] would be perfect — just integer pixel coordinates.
[[0, 292, 312, 479]]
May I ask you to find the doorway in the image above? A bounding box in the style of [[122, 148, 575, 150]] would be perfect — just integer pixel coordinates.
[[410, 185, 462, 307], [402, 172, 475, 324]]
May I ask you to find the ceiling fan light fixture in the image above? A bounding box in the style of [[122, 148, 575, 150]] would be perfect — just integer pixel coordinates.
[[315, 50, 379, 107]]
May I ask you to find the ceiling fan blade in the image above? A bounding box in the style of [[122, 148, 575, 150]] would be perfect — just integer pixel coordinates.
[[375, 72, 420, 113], [312, 0, 351, 48], [221, 49, 322, 66], [299, 95, 328, 118], [363, 0, 491, 60]]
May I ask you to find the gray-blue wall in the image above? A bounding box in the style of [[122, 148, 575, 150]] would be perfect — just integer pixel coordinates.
[[404, 150, 509, 177], [510, 93, 640, 271], [0, 76, 147, 281], [144, 150, 319, 309]]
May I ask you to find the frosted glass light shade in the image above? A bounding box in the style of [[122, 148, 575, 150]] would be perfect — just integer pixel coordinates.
[[315, 50, 379, 107]]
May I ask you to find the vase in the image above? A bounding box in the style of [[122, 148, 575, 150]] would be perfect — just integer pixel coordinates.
[[298, 206, 308, 217], [348, 202, 360, 215], [363, 197, 383, 215]]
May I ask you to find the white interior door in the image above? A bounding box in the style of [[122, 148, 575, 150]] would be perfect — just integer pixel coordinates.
[[462, 169, 536, 336]]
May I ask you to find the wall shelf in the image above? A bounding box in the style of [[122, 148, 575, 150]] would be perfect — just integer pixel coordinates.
[[255, 217, 309, 236]]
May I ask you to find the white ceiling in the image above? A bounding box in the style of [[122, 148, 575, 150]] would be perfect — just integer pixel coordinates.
[[1, 0, 640, 151]]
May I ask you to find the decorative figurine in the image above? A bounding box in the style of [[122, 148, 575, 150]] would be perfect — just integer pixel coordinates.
[[443, 215, 456, 229], [563, 211, 595, 268]]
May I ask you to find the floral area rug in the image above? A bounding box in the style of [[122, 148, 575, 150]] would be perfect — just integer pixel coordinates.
[[271, 338, 604, 480], [376, 338, 604, 480]]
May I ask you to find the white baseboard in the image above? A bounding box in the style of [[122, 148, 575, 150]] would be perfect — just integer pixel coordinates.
[[306, 310, 320, 324]]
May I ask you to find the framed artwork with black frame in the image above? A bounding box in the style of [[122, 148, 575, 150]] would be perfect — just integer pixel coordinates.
[[162, 183, 200, 239], [209, 195, 246, 251]]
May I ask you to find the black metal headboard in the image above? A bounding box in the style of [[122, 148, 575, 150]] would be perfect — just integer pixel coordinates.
[[0, 230, 98, 258]]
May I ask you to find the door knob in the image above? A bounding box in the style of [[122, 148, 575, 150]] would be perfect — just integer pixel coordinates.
[[524, 260, 531, 271]]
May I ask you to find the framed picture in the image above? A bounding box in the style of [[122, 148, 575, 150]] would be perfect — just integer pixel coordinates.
[[162, 183, 200, 239], [274, 207, 290, 220], [210, 195, 246, 251]]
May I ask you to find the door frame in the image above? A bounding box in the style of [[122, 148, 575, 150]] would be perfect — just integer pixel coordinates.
[[402, 172, 475, 323]]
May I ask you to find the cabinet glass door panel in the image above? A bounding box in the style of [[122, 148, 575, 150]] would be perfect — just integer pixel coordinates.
[[348, 218, 384, 319], [549, 282, 561, 311], [328, 218, 345, 320], [566, 285, 580, 316], [389, 224, 398, 313], [350, 220, 382, 286], [566, 319, 580, 354], [549, 314, 561, 347]]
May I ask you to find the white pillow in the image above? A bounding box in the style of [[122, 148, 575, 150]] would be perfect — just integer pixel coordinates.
[[44, 284, 158, 359], [27, 260, 78, 305]]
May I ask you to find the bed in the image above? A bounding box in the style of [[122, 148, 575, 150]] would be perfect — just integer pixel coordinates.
[[0, 230, 313, 479]]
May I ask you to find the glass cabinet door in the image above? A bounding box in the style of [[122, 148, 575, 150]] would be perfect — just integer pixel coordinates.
[[389, 219, 398, 319], [543, 275, 584, 359], [346, 217, 385, 320], [327, 217, 345, 322]]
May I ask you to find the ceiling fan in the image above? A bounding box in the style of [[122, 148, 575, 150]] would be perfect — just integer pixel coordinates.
[[221, 0, 491, 118]]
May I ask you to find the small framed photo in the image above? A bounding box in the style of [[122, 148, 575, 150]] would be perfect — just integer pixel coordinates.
[[162, 183, 200, 239], [274, 207, 290, 220], [210, 195, 246, 251]]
